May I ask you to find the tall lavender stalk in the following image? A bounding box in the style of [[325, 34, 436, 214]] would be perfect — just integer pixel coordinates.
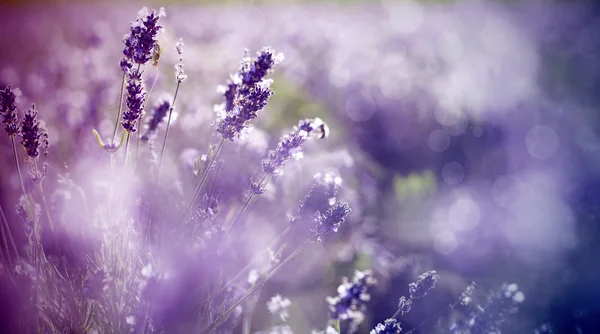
[[181, 48, 282, 223], [20, 104, 55, 233], [224, 117, 329, 236], [1, 86, 27, 196]]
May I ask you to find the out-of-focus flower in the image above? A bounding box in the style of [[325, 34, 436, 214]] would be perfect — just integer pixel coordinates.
[[267, 294, 292, 321], [311, 202, 351, 242], [141, 96, 171, 141], [370, 318, 401, 334], [326, 270, 376, 322], [82, 269, 109, 300], [0, 85, 20, 137], [408, 270, 439, 299], [397, 296, 412, 315], [174, 38, 187, 82]]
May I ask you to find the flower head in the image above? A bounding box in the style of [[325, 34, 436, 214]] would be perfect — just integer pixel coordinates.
[[215, 47, 283, 141], [20, 104, 42, 159], [370, 319, 402, 334], [262, 118, 328, 176], [267, 294, 292, 322], [141, 96, 171, 141], [408, 270, 439, 299], [0, 85, 21, 137], [326, 270, 376, 322], [311, 202, 351, 242], [121, 68, 146, 133], [174, 38, 187, 82], [121, 7, 165, 71]]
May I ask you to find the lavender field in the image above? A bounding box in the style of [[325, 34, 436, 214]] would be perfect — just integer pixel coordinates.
[[0, 1, 599, 333]]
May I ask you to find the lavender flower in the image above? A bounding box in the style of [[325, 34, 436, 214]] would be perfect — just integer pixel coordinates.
[[20, 104, 42, 159], [141, 96, 171, 141], [467, 283, 525, 333], [297, 172, 342, 219], [262, 118, 328, 176], [214, 47, 283, 141], [174, 38, 187, 82], [121, 7, 165, 71], [397, 296, 412, 315], [326, 270, 376, 322], [82, 269, 109, 300], [408, 270, 439, 299], [311, 202, 351, 242], [267, 294, 291, 321], [121, 68, 146, 133], [0, 85, 20, 137], [370, 319, 401, 334]]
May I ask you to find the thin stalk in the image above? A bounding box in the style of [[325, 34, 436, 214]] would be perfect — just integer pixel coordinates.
[[11, 137, 27, 196], [202, 239, 310, 333], [111, 72, 127, 144], [198, 226, 291, 306], [136, 66, 159, 163], [155, 80, 181, 186], [0, 205, 19, 263], [404, 300, 461, 334], [180, 137, 225, 223], [224, 173, 270, 238], [34, 161, 55, 233], [242, 311, 252, 334]]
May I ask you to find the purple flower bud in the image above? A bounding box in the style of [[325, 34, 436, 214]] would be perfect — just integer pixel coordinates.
[[121, 68, 146, 133], [121, 7, 165, 70], [0, 85, 21, 137], [20, 103, 42, 159]]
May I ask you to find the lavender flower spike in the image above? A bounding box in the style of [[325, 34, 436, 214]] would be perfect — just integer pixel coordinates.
[[174, 38, 187, 82], [121, 68, 146, 133], [408, 270, 440, 299], [326, 270, 376, 322], [20, 103, 42, 159], [121, 7, 165, 72], [0, 85, 21, 137], [215, 47, 284, 141], [141, 96, 171, 141], [370, 319, 402, 334], [311, 202, 351, 242], [262, 118, 328, 176]]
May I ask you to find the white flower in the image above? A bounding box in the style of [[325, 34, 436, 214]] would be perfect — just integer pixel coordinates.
[[267, 294, 292, 321]]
